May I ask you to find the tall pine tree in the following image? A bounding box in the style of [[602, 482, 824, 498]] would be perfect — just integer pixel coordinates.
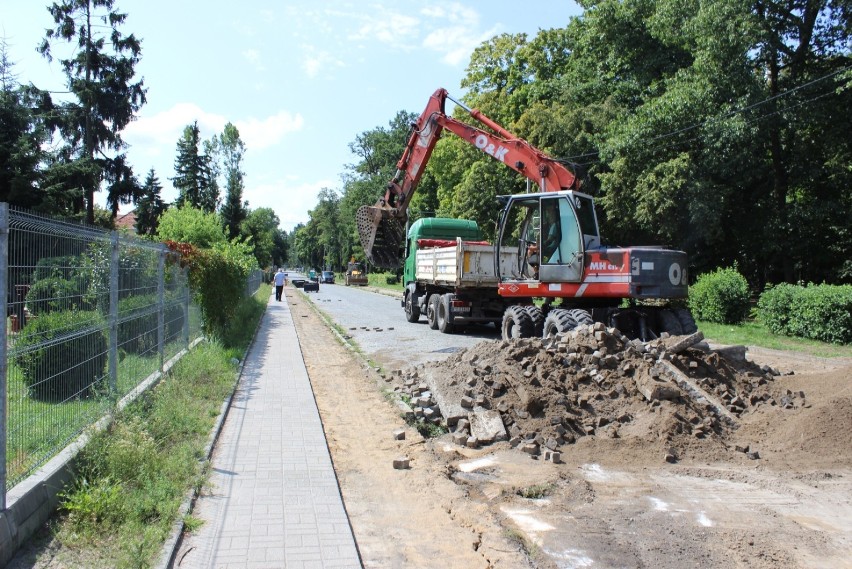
[[217, 122, 247, 239], [135, 168, 166, 235], [37, 0, 146, 223], [172, 122, 218, 212]]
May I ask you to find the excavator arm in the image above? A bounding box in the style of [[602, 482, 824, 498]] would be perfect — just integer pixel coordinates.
[[357, 88, 579, 269]]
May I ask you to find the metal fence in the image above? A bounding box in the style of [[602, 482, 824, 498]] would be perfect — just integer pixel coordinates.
[[0, 204, 204, 505]]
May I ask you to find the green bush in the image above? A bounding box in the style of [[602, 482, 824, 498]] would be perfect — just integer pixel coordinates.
[[26, 275, 92, 316], [757, 283, 852, 344], [755, 283, 798, 335], [32, 255, 82, 282], [688, 267, 751, 324], [189, 241, 257, 338], [118, 294, 187, 354], [15, 310, 108, 402]]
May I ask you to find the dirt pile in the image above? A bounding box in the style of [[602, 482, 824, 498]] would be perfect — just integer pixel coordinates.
[[392, 323, 805, 462]]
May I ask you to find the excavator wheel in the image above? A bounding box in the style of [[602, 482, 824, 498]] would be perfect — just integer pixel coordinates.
[[524, 306, 545, 337], [501, 306, 534, 340], [675, 308, 698, 334], [567, 308, 594, 327], [658, 309, 683, 336], [426, 294, 440, 330], [543, 309, 579, 338]]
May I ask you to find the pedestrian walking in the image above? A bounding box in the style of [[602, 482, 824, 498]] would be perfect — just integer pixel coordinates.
[[273, 268, 286, 301]]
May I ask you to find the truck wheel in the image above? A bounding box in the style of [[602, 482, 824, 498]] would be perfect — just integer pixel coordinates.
[[675, 308, 698, 334], [501, 306, 533, 340], [567, 308, 594, 326], [404, 291, 421, 323], [543, 309, 579, 338], [524, 306, 545, 337], [437, 294, 455, 334], [427, 294, 440, 330]]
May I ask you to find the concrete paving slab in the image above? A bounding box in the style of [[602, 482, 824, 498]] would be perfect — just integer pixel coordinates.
[[171, 294, 361, 568]]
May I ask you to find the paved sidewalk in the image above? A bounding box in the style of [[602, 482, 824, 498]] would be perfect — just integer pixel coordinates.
[[172, 293, 362, 569]]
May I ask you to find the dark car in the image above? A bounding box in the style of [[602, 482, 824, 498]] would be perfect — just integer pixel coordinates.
[[321, 271, 335, 284]]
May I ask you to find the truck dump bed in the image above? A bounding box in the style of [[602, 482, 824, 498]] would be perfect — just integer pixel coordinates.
[[415, 239, 518, 288]]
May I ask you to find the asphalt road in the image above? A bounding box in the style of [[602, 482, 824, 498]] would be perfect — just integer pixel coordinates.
[[293, 279, 501, 372]]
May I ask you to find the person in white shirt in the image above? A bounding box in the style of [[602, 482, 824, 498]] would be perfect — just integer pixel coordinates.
[[273, 268, 286, 301]]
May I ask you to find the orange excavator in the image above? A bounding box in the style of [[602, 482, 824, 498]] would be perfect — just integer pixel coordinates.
[[358, 88, 695, 340]]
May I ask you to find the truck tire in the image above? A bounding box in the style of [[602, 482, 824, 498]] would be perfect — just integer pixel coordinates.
[[675, 308, 698, 334], [501, 306, 533, 340], [543, 309, 579, 338], [437, 294, 455, 334], [427, 294, 440, 330], [404, 290, 421, 323], [524, 305, 545, 337]]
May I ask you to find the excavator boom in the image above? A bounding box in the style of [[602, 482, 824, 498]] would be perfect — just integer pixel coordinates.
[[358, 88, 579, 268]]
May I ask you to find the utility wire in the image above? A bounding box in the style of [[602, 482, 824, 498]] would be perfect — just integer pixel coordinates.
[[553, 63, 851, 166]]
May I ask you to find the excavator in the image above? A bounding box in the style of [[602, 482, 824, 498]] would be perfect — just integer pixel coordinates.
[[357, 88, 695, 340]]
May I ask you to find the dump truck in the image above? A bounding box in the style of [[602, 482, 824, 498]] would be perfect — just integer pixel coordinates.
[[402, 218, 519, 333], [358, 88, 696, 340]]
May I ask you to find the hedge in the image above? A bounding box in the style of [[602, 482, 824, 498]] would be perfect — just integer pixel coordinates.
[[757, 283, 852, 344], [15, 310, 108, 402], [688, 267, 751, 324]]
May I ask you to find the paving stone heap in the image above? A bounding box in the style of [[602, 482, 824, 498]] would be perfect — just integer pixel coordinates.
[[387, 323, 804, 460]]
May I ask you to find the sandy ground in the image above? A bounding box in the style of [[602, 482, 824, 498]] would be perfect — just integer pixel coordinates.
[[287, 288, 852, 569]]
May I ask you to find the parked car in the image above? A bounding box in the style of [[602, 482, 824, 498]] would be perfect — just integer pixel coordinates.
[[321, 271, 335, 284]]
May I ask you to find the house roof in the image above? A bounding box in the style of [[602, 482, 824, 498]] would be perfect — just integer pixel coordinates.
[[115, 210, 137, 232]]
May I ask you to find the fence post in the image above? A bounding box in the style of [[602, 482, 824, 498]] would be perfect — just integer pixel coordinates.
[[0, 203, 9, 509], [157, 246, 165, 371], [183, 266, 190, 348], [109, 232, 119, 395]]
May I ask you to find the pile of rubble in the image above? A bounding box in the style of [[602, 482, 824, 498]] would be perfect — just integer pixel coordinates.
[[387, 323, 803, 462]]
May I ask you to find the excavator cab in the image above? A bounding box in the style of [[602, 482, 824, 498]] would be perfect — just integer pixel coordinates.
[[497, 191, 597, 284]]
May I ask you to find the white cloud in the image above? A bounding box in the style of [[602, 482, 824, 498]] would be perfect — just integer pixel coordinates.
[[242, 48, 265, 72], [348, 9, 420, 49], [245, 177, 336, 232], [236, 112, 305, 150], [420, 2, 497, 66], [301, 47, 345, 78], [124, 104, 304, 157]]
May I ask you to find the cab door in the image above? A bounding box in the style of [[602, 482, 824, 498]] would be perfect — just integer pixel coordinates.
[[538, 196, 584, 283]]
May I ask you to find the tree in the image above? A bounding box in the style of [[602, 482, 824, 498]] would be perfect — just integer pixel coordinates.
[[172, 122, 218, 212], [0, 39, 48, 209], [37, 0, 146, 224], [216, 123, 248, 239], [156, 205, 225, 248], [135, 168, 167, 235], [240, 207, 279, 268]]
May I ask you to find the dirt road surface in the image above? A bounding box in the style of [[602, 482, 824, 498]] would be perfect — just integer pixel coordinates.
[[287, 287, 852, 569]]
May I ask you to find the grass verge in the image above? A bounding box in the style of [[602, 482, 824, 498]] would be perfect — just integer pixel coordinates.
[[698, 320, 852, 358], [27, 284, 270, 569]]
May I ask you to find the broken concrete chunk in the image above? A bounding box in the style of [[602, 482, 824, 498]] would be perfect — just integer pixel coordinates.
[[393, 457, 410, 470], [469, 409, 508, 443], [392, 429, 405, 440], [635, 370, 682, 401]]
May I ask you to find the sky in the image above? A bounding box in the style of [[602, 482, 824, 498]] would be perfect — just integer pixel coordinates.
[[1, 0, 582, 232]]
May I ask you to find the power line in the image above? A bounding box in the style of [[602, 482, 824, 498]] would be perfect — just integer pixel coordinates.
[[554, 63, 851, 167]]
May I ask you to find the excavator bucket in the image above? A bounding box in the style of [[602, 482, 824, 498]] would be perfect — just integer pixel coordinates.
[[356, 204, 406, 269]]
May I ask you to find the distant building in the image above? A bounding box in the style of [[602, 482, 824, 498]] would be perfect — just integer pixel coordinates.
[[115, 210, 137, 233]]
